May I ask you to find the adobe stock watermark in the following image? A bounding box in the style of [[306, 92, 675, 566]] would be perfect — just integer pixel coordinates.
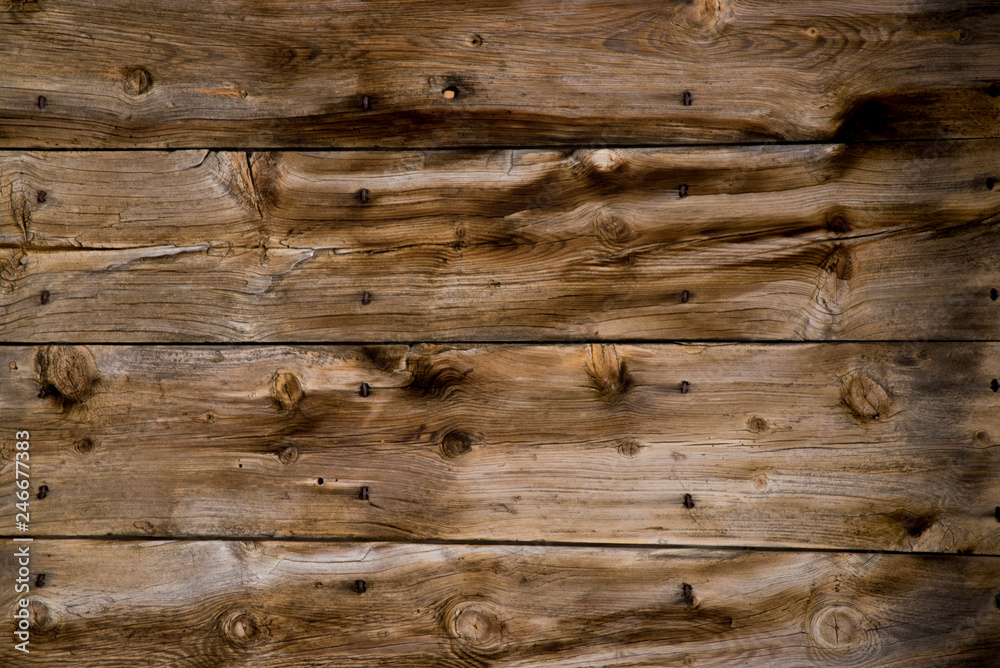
[[12, 429, 33, 653]]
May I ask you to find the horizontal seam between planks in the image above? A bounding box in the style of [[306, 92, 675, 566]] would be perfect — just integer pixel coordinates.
[[0, 136, 995, 153], [0, 340, 994, 346], [2, 535, 999, 558]]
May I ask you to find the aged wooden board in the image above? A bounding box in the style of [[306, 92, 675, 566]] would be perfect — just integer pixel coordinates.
[[1, 540, 998, 667], [2, 141, 999, 341], [1, 0, 999, 148], [2, 343, 998, 553]]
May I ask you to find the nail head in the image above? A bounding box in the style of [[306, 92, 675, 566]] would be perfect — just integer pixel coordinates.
[[37, 95, 46, 109], [39, 290, 50, 305], [680, 381, 690, 394], [359, 486, 369, 500], [37, 485, 48, 500], [681, 290, 690, 304], [36, 190, 46, 203], [678, 184, 689, 198], [356, 579, 367, 594], [682, 91, 693, 106], [683, 493, 694, 509], [360, 382, 370, 397]]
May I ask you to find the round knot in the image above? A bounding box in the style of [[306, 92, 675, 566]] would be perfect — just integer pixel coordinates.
[[271, 370, 304, 411], [123, 66, 154, 95], [73, 437, 96, 454], [593, 209, 635, 245], [841, 374, 891, 422], [441, 430, 479, 458], [810, 606, 867, 652], [588, 149, 625, 172], [445, 599, 507, 656], [747, 416, 769, 433], [616, 438, 643, 458], [221, 610, 268, 648], [27, 599, 52, 633], [36, 345, 100, 402], [277, 444, 299, 465]]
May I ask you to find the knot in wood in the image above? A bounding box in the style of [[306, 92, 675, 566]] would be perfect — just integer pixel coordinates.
[[593, 208, 635, 245], [123, 66, 154, 95], [616, 438, 643, 458], [445, 599, 507, 656], [276, 444, 299, 465], [35, 345, 100, 402], [840, 374, 890, 422], [27, 599, 52, 633], [585, 344, 633, 404], [747, 416, 769, 433], [271, 370, 304, 411], [588, 149, 626, 173], [221, 610, 268, 648], [441, 429, 478, 458], [810, 606, 867, 652], [73, 437, 96, 454]]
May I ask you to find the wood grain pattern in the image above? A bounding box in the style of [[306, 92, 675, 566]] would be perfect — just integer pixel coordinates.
[[1, 0, 999, 148], [2, 140, 999, 341], [2, 540, 998, 667], [3, 343, 999, 553]]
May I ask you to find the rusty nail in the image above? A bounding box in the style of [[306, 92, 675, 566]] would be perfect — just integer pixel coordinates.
[[682, 582, 694, 605], [37, 95, 46, 109], [359, 486, 369, 500], [35, 573, 45, 587], [682, 91, 693, 106], [362, 291, 371, 305], [358, 188, 369, 203], [37, 485, 48, 500], [356, 579, 367, 594], [360, 382, 370, 397], [362, 95, 370, 111], [40, 290, 50, 305], [681, 290, 690, 303], [36, 190, 46, 203], [683, 493, 694, 509], [678, 184, 689, 198], [680, 380, 690, 394]]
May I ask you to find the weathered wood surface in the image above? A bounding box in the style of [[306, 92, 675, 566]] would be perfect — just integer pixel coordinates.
[[1, 0, 999, 148], [3, 343, 998, 553], [2, 541, 998, 667], [2, 141, 999, 341]]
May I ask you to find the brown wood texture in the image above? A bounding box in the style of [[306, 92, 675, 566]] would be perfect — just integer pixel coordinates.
[[3, 343, 998, 553], [2, 540, 998, 667], [2, 140, 999, 341], [1, 1, 999, 148]]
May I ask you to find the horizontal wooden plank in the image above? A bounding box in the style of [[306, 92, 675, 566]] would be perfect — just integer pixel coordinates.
[[2, 541, 998, 666], [1, 1, 998, 147], [2, 141, 999, 341], [2, 343, 999, 553]]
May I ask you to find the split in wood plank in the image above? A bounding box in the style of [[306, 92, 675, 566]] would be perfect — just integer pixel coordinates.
[[1, 140, 999, 341], [2, 343, 999, 553], [1, 0, 999, 147]]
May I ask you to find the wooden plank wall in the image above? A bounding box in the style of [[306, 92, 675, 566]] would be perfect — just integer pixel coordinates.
[[1, 1, 999, 665]]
